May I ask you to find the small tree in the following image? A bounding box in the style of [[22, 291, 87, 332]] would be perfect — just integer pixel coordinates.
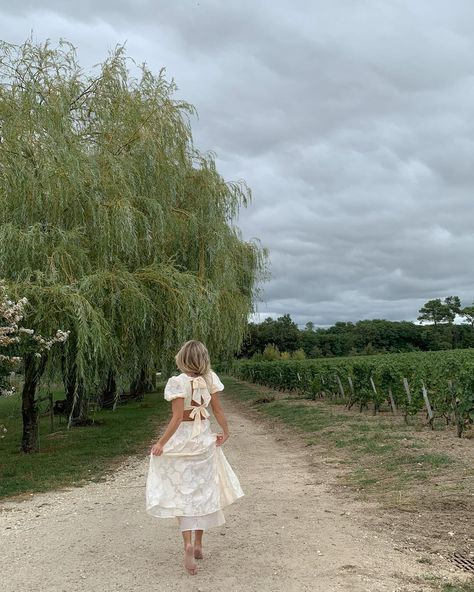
[[0, 282, 69, 452], [0, 287, 26, 397], [262, 344, 281, 361], [418, 298, 452, 327], [291, 348, 306, 360], [445, 296, 461, 324], [461, 303, 474, 330]]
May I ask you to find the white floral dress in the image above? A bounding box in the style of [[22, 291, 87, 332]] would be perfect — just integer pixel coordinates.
[[145, 371, 244, 531]]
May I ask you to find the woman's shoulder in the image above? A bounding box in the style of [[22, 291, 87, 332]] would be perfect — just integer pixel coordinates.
[[164, 374, 189, 400], [208, 369, 224, 393]]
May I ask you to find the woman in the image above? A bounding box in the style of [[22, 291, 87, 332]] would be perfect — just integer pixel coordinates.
[[145, 340, 244, 575]]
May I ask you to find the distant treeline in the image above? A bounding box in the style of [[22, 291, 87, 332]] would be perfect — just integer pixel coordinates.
[[240, 296, 474, 359]]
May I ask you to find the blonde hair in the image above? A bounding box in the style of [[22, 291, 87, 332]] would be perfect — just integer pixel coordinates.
[[175, 340, 211, 377]]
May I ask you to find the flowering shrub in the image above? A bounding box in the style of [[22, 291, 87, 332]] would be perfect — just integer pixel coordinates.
[[0, 281, 70, 397]]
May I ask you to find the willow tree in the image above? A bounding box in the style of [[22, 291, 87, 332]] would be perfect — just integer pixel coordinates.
[[0, 39, 267, 452]]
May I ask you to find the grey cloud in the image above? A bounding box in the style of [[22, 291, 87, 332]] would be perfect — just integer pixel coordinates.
[[2, 1, 474, 326]]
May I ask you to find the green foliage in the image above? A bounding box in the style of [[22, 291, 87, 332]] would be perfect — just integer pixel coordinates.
[[240, 314, 301, 357], [452, 362, 474, 437], [0, 38, 267, 400], [240, 313, 474, 359], [262, 344, 281, 361], [418, 296, 460, 326], [461, 303, 474, 329], [260, 344, 306, 361]]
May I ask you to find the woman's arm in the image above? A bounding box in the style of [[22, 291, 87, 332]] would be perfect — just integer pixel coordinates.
[[151, 397, 184, 455], [210, 392, 229, 446]]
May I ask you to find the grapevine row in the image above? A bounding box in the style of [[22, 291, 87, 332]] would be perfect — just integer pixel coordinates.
[[233, 349, 474, 437]]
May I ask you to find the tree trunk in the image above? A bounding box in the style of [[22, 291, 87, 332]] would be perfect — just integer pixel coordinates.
[[129, 366, 154, 399], [72, 379, 88, 423], [61, 351, 84, 421], [61, 349, 90, 425], [101, 369, 117, 409], [21, 352, 47, 453], [62, 353, 74, 415]]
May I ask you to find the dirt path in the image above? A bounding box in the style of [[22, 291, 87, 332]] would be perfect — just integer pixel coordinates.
[[0, 397, 461, 592]]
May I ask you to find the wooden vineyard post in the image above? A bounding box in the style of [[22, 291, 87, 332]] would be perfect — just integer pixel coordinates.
[[387, 387, 397, 415], [447, 379, 454, 426], [448, 380, 464, 438], [346, 376, 355, 409], [335, 374, 345, 399], [348, 376, 355, 395], [321, 375, 326, 398], [369, 377, 379, 415], [421, 380, 434, 429], [402, 377, 412, 424], [448, 379, 461, 434], [403, 378, 412, 403]]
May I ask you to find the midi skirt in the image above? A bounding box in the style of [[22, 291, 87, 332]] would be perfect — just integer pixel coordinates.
[[145, 419, 244, 531]]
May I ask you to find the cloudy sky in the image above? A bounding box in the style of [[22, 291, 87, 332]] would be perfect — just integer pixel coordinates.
[[2, 1, 474, 327]]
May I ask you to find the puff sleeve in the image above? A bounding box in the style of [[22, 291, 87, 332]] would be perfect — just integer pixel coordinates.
[[209, 370, 225, 394], [164, 376, 185, 401]]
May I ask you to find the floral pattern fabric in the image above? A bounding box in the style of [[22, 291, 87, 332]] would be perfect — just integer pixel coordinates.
[[145, 418, 244, 523]]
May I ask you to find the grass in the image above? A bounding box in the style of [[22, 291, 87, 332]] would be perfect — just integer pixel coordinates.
[[222, 377, 456, 499], [224, 376, 474, 589], [426, 581, 474, 592], [0, 384, 169, 499], [440, 585, 474, 592]]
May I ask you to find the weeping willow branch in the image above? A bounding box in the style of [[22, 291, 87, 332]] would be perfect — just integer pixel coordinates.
[[0, 38, 268, 451]]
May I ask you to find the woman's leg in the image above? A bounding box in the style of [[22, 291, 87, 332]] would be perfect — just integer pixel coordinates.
[[194, 529, 204, 559], [182, 530, 197, 575]]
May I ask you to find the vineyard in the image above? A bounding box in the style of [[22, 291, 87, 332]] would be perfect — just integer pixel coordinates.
[[234, 349, 474, 437]]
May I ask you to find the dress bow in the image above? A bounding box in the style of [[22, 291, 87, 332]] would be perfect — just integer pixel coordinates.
[[191, 376, 211, 406], [189, 376, 211, 437]]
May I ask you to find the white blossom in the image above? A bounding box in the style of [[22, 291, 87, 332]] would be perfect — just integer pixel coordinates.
[[18, 327, 34, 335], [1, 284, 69, 398]]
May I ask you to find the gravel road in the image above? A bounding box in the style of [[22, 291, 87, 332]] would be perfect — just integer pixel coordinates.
[[0, 397, 458, 591]]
